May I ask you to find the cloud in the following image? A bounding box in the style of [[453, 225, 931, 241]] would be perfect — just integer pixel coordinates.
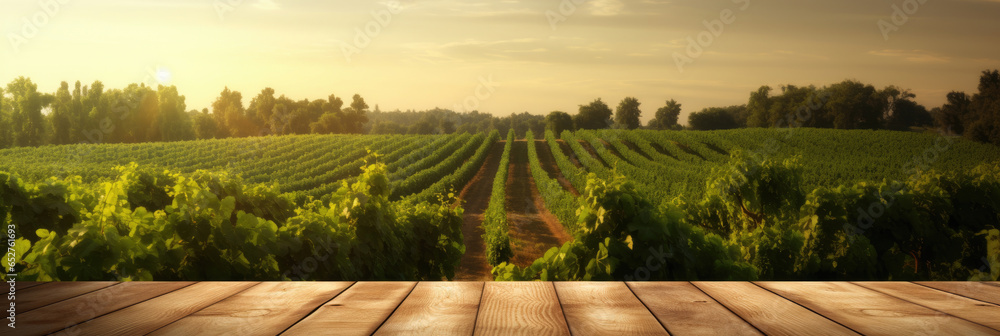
[[869, 49, 951, 63], [590, 0, 625, 16]]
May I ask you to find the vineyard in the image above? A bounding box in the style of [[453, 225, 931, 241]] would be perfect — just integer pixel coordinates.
[[2, 128, 999, 281]]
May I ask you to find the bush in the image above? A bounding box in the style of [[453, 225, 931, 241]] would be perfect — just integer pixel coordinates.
[[3, 161, 466, 281]]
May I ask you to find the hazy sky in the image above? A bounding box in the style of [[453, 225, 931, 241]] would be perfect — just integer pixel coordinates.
[[2, 0, 998, 123]]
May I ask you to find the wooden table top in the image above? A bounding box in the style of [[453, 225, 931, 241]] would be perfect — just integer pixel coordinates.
[[8, 281, 1000, 335]]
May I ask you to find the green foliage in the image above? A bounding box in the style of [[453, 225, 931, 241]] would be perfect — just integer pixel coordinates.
[[4, 126, 1000, 281], [614, 97, 642, 130], [574, 98, 613, 130], [544, 129, 586, 191], [483, 130, 514, 266], [688, 106, 746, 130], [403, 130, 500, 205], [526, 131, 577, 232], [648, 99, 682, 130], [3, 161, 465, 281], [545, 111, 574, 135], [684, 154, 1000, 280], [501, 130, 1000, 281], [494, 171, 756, 281], [390, 133, 484, 199]]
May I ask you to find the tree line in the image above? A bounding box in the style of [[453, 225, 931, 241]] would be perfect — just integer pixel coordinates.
[[543, 69, 999, 146], [1, 69, 997, 148], [0, 77, 549, 148], [0, 78, 376, 148]]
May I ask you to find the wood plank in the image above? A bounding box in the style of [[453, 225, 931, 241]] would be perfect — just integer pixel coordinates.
[[150, 281, 352, 336], [16, 281, 47, 290], [628, 282, 762, 336], [474, 282, 570, 335], [18, 281, 194, 336], [18, 281, 119, 312], [53, 282, 259, 336], [854, 282, 1000, 331], [374, 282, 483, 335], [694, 282, 856, 336], [282, 281, 415, 336], [757, 282, 998, 336], [555, 282, 667, 335], [917, 282, 1000, 305]]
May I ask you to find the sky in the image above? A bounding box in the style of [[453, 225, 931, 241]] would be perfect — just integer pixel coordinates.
[[2, 0, 998, 124]]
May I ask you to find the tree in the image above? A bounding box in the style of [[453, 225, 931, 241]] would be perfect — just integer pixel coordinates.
[[309, 94, 348, 135], [965, 115, 1000, 145], [885, 99, 933, 130], [211, 87, 245, 138], [614, 97, 642, 129], [745, 86, 773, 128], [269, 96, 295, 135], [68, 81, 84, 143], [825, 80, 884, 129], [76, 81, 105, 143], [49, 81, 73, 145], [934, 91, 972, 135], [6, 77, 46, 147], [0, 86, 7, 147], [439, 118, 456, 134], [688, 107, 740, 130], [971, 69, 1000, 121], [309, 112, 342, 134], [247, 88, 276, 135], [341, 94, 369, 134], [574, 98, 613, 130], [133, 85, 160, 142], [966, 69, 1000, 145], [157, 85, 190, 142], [371, 120, 406, 134], [288, 107, 312, 135], [193, 109, 217, 139], [326, 94, 345, 115], [648, 99, 681, 130], [546, 111, 574, 135], [408, 119, 435, 134]]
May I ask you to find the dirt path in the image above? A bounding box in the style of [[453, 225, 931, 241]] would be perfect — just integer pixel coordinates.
[[453, 141, 504, 281], [534, 140, 579, 196], [579, 140, 611, 168], [600, 139, 629, 164], [556, 140, 583, 168], [505, 140, 573, 268]]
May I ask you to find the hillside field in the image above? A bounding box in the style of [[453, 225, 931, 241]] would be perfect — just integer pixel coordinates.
[[2, 128, 999, 281]]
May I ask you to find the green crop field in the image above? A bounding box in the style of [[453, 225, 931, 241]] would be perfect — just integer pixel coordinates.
[[2, 129, 999, 282]]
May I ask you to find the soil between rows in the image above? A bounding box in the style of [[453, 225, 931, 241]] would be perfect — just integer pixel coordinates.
[[453, 141, 504, 281], [453, 139, 576, 280], [505, 140, 572, 268]]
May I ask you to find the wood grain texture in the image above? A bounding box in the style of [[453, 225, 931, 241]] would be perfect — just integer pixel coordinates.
[[150, 281, 352, 336], [55, 282, 259, 336], [628, 281, 762, 336], [694, 282, 857, 336], [854, 282, 1000, 331], [18, 281, 119, 312], [555, 282, 667, 336], [474, 281, 570, 336], [374, 282, 483, 335], [757, 282, 999, 336], [282, 281, 415, 336], [18, 281, 194, 336], [916, 282, 1000, 305], [17, 281, 1000, 335], [16, 281, 47, 290]]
